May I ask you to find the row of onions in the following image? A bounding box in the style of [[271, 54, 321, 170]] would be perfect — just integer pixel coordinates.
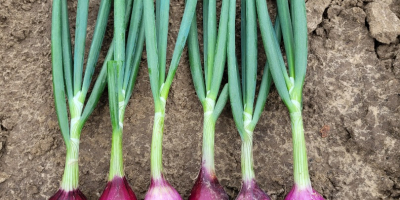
[[50, 0, 324, 199]]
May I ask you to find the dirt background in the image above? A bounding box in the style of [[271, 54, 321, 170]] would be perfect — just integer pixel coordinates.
[[1, 0, 400, 199]]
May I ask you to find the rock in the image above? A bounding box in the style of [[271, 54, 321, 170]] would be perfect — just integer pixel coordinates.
[[306, 0, 332, 33], [391, 0, 400, 18], [0, 172, 10, 183], [376, 40, 399, 59], [326, 5, 342, 19], [393, 53, 400, 78], [366, 2, 400, 44]]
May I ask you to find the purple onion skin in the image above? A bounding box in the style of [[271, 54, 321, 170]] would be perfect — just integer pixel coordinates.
[[99, 176, 137, 200], [188, 168, 229, 200], [236, 179, 271, 200], [49, 189, 87, 200], [144, 176, 182, 200], [284, 185, 324, 200]]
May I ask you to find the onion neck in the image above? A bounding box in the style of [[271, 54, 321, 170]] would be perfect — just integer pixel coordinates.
[[61, 114, 82, 191], [290, 112, 311, 189], [61, 94, 84, 191], [202, 98, 216, 175], [151, 104, 165, 180], [241, 136, 255, 182], [241, 111, 255, 182], [108, 128, 124, 180], [61, 141, 79, 191]]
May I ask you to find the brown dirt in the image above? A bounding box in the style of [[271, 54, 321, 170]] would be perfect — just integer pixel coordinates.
[[1, 0, 399, 199]]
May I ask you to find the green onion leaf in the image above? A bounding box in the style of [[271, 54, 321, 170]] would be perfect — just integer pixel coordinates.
[[125, 20, 145, 105], [143, 0, 161, 108], [51, 0, 70, 145], [188, 10, 206, 103], [60, 0, 73, 101], [123, 0, 143, 92], [240, 0, 246, 105], [114, 0, 126, 99], [244, 0, 257, 115], [107, 61, 120, 131], [292, 0, 308, 96], [251, 17, 282, 127], [206, 0, 216, 92], [73, 0, 89, 95], [80, 41, 114, 125], [277, 0, 295, 78], [81, 0, 111, 100], [256, 0, 295, 111], [203, 0, 209, 90], [157, 0, 170, 86], [212, 84, 228, 121], [227, 0, 245, 137], [208, 0, 229, 101], [81, 0, 134, 125], [160, 0, 198, 99]]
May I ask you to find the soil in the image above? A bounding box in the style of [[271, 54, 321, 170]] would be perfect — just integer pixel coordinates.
[[0, 0, 399, 199]]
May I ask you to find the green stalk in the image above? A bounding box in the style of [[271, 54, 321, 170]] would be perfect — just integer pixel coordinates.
[[228, 0, 282, 184], [105, 0, 143, 182], [52, 0, 136, 194], [107, 60, 125, 179], [290, 112, 311, 188], [257, 0, 315, 191], [187, 0, 229, 176], [144, 0, 198, 182]]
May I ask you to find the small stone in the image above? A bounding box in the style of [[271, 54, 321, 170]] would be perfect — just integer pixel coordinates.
[[2, 115, 17, 130], [315, 27, 326, 37], [366, 2, 400, 44], [28, 185, 39, 194], [320, 125, 330, 138], [0, 172, 10, 183]]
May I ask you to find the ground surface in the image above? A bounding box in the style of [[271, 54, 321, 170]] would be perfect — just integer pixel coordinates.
[[0, 0, 399, 199]]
